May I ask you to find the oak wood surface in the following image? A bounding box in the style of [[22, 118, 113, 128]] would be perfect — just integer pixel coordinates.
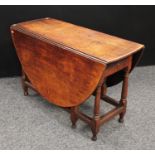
[[10, 17, 144, 107], [11, 18, 144, 64], [12, 31, 105, 107]]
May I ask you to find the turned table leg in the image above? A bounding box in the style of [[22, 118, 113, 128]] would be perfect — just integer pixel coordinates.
[[71, 106, 79, 128], [91, 85, 102, 141], [101, 79, 107, 97], [119, 68, 130, 123], [21, 69, 29, 96]]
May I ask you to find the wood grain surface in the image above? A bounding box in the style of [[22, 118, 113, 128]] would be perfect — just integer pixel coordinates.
[[12, 30, 105, 107], [12, 18, 144, 64], [10, 18, 144, 107]]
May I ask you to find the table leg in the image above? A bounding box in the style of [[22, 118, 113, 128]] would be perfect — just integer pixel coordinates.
[[119, 68, 129, 123], [71, 106, 79, 128], [21, 69, 29, 96], [91, 85, 102, 141], [101, 79, 107, 97]]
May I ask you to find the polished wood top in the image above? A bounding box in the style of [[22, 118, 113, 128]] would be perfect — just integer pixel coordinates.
[[11, 17, 144, 64]]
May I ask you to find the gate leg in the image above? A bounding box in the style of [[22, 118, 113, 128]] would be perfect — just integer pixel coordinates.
[[21, 69, 29, 96], [101, 78, 107, 97], [71, 106, 79, 128], [91, 85, 102, 141], [119, 68, 130, 123]]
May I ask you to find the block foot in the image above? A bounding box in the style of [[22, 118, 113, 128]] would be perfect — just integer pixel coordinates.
[[91, 135, 97, 141], [71, 124, 76, 129], [118, 118, 124, 123]]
